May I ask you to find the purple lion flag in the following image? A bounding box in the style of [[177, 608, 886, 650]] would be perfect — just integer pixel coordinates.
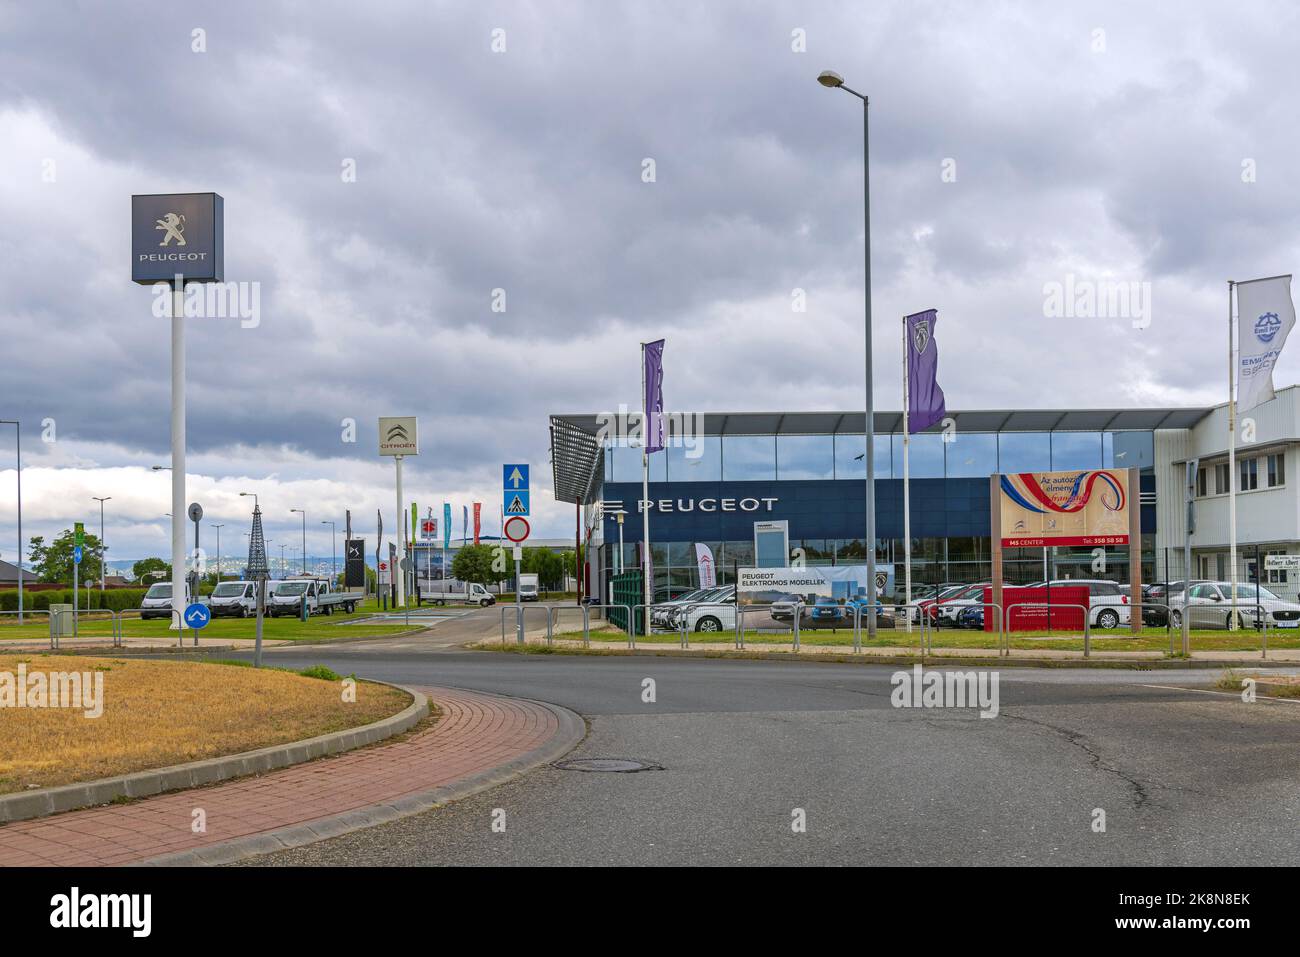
[[906, 309, 946, 433], [643, 338, 666, 453]]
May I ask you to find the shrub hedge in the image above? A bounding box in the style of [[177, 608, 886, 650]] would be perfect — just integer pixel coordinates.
[[0, 588, 149, 612]]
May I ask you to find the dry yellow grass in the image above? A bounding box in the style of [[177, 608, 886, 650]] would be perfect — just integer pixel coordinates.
[[0, 655, 411, 794]]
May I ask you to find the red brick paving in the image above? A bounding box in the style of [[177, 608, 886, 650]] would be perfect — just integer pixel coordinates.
[[0, 687, 560, 866]]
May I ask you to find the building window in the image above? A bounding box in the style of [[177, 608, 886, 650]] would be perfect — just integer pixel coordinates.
[[833, 434, 892, 479], [1215, 463, 1230, 495], [997, 432, 1051, 474], [1050, 431, 1103, 471], [721, 436, 776, 481], [1267, 453, 1286, 488], [1196, 467, 1207, 498], [1240, 457, 1258, 491], [776, 435, 834, 481], [944, 433, 998, 478], [666, 436, 722, 482]]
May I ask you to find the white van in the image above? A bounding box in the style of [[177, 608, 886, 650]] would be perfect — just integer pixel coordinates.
[[209, 580, 261, 618], [139, 582, 204, 620]]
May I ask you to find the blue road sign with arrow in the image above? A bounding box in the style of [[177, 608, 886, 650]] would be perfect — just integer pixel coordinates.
[[184, 603, 211, 629], [503, 463, 530, 516], [72, 545, 83, 565]]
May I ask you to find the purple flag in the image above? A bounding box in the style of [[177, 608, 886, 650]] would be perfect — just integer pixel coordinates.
[[906, 309, 946, 433], [643, 338, 665, 453]]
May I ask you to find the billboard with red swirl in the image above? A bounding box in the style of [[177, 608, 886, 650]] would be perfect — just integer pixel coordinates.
[[998, 469, 1130, 548]]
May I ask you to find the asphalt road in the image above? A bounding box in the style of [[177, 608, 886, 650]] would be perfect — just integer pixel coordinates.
[[228, 605, 1300, 866]]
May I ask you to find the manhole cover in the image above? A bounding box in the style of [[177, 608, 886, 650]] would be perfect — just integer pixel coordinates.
[[552, 758, 663, 773]]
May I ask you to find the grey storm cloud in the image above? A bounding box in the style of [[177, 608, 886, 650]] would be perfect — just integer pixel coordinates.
[[3, 0, 1300, 479]]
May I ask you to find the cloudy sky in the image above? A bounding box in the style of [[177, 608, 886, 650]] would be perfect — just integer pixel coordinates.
[[2, 0, 1299, 562]]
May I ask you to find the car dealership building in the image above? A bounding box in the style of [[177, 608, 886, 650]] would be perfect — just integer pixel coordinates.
[[550, 385, 1300, 604]]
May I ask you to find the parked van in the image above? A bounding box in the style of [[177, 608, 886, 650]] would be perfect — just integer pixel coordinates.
[[139, 582, 205, 620], [209, 580, 261, 618]]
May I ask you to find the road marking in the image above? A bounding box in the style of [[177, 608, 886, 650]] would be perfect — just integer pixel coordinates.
[[1141, 684, 1300, 705]]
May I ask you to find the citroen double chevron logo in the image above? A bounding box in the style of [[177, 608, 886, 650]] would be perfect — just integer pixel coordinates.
[[386, 423, 409, 442]]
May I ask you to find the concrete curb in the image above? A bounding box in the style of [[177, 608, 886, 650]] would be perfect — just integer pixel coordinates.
[[137, 690, 587, 867], [0, 683, 428, 825], [475, 642, 1299, 670]]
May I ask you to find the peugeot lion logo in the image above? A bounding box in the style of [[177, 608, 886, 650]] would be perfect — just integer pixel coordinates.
[[386, 424, 409, 442], [155, 212, 187, 247], [913, 319, 931, 354]]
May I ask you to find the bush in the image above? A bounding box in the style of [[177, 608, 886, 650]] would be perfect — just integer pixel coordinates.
[[0, 588, 148, 613], [297, 665, 342, 681]]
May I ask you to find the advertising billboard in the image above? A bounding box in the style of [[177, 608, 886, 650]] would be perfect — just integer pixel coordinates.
[[131, 192, 224, 284], [737, 564, 895, 606], [998, 469, 1130, 548]]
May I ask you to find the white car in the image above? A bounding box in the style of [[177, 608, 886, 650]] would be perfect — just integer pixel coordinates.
[[664, 586, 735, 631], [1171, 581, 1300, 630], [680, 597, 736, 634], [1042, 579, 1133, 629]]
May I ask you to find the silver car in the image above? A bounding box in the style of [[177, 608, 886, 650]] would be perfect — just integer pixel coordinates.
[[1171, 581, 1300, 630]]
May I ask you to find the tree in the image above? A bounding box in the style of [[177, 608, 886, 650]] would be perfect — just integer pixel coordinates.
[[452, 544, 502, 587], [132, 557, 171, 582], [29, 529, 104, 585]]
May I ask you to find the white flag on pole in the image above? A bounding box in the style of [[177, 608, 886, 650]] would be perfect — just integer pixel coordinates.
[[695, 543, 716, 588], [1237, 275, 1296, 413]]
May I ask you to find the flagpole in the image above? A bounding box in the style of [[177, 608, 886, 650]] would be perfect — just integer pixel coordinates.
[[902, 315, 912, 634], [1228, 280, 1238, 629], [641, 341, 652, 636]]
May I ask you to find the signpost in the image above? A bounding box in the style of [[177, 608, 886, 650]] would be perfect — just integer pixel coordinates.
[[378, 416, 418, 608], [503, 465, 530, 643], [133, 192, 224, 630], [72, 541, 82, 638], [345, 538, 366, 587], [184, 603, 211, 630]]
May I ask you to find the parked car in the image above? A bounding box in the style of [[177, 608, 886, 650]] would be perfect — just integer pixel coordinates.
[[678, 587, 737, 633], [1170, 581, 1300, 630], [208, 580, 261, 618], [956, 604, 985, 629], [915, 583, 973, 623], [1040, 579, 1132, 628], [931, 582, 992, 627], [651, 587, 712, 628], [665, 587, 738, 631], [139, 582, 206, 620]]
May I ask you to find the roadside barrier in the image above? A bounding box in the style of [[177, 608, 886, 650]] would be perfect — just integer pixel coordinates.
[[499, 604, 553, 645], [863, 603, 934, 655], [114, 607, 190, 647], [1171, 601, 1271, 659], [1004, 602, 1092, 657], [0, 609, 56, 650], [727, 602, 797, 651], [568, 603, 633, 648]]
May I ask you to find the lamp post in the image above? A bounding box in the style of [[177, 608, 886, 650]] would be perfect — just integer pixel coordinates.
[[290, 508, 306, 574], [1, 420, 22, 623], [817, 69, 878, 637], [211, 523, 224, 584], [321, 520, 337, 582], [92, 495, 111, 600]]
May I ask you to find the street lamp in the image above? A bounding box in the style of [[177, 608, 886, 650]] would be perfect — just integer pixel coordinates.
[[92, 496, 111, 599], [0, 420, 23, 623], [321, 520, 337, 581], [211, 523, 224, 584], [817, 68, 878, 637], [290, 508, 307, 574], [239, 491, 258, 510]]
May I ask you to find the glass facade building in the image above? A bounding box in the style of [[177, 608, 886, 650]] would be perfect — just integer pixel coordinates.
[[548, 409, 1205, 602]]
